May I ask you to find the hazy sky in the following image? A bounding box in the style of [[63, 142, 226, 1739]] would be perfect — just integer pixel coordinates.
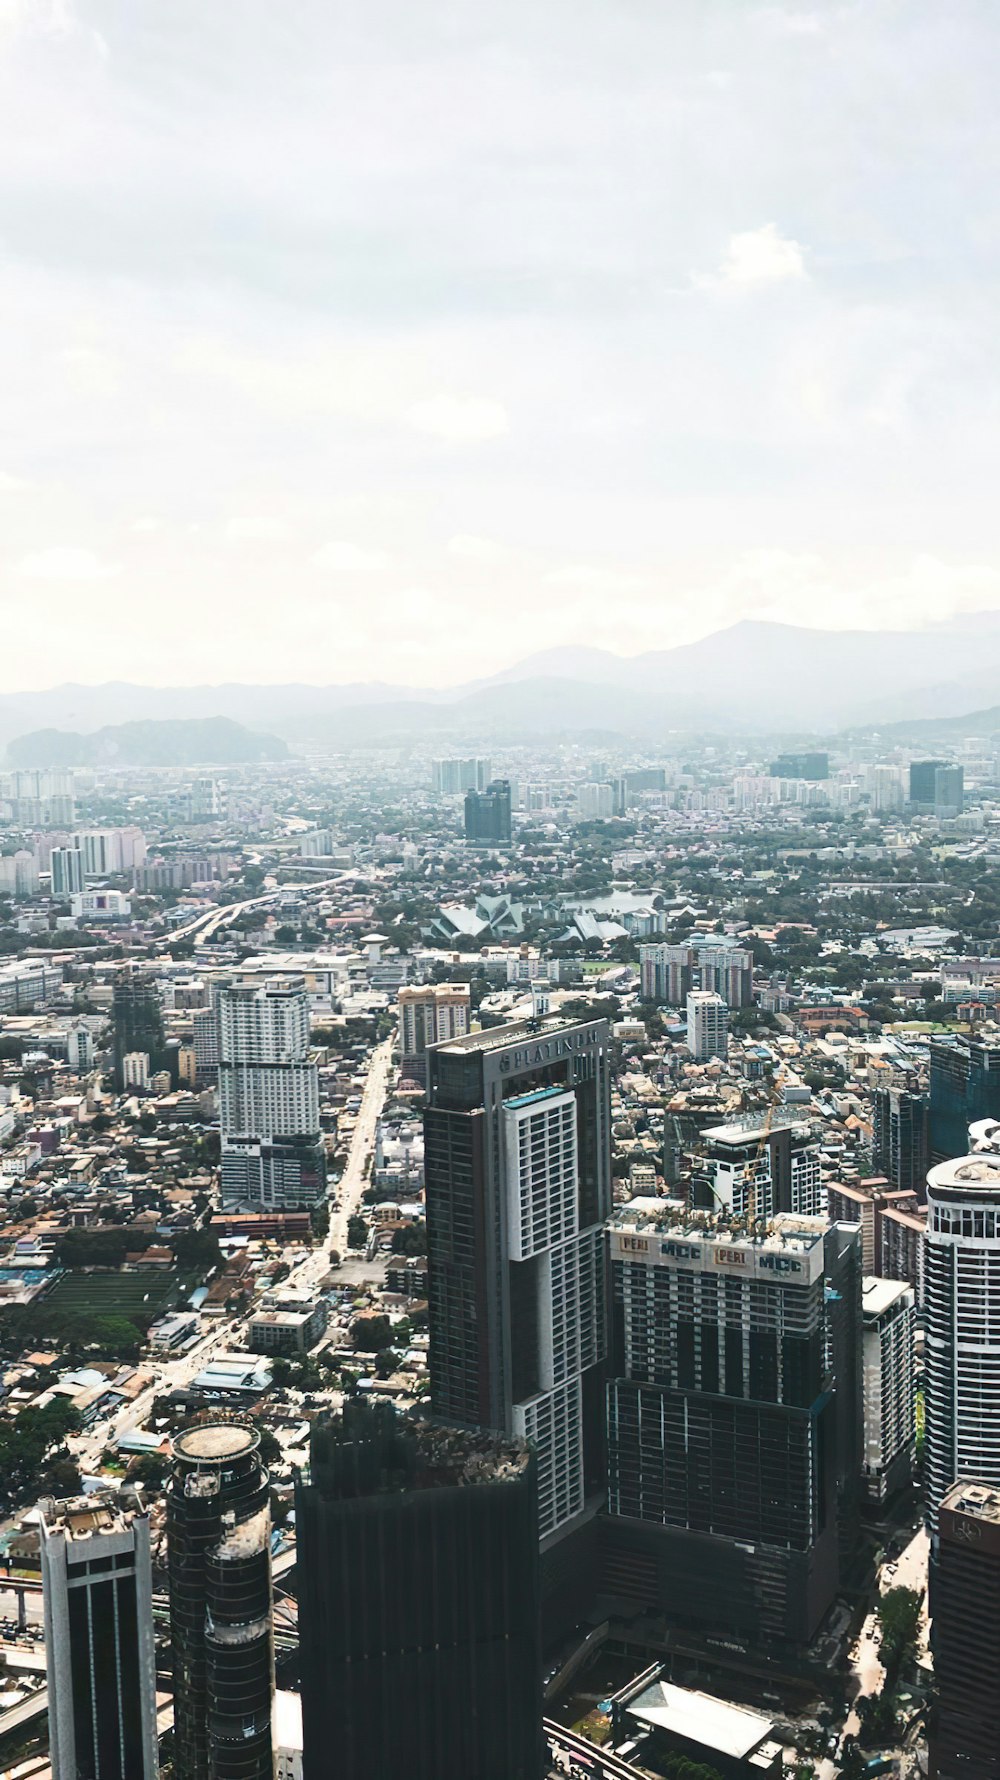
[[2, 0, 1000, 690]]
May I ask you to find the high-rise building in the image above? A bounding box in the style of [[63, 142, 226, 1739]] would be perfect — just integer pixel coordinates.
[[934, 763, 964, 816], [432, 756, 492, 795], [910, 758, 946, 807], [697, 1115, 826, 1219], [930, 1034, 1000, 1164], [464, 779, 512, 845], [112, 965, 166, 1090], [167, 1424, 274, 1780], [640, 943, 752, 1009], [640, 943, 695, 1005], [296, 1405, 543, 1780], [123, 1051, 151, 1093], [605, 1213, 862, 1649], [65, 1023, 94, 1074], [685, 989, 728, 1060], [697, 944, 754, 1008], [879, 1201, 928, 1307], [218, 976, 326, 1208], [861, 1277, 916, 1504], [574, 783, 615, 823], [872, 1084, 930, 1195], [769, 751, 829, 780], [424, 1017, 611, 1553], [50, 846, 85, 897], [932, 1479, 1000, 1780], [397, 982, 471, 1086], [40, 1489, 159, 1780], [925, 1154, 1000, 1533]]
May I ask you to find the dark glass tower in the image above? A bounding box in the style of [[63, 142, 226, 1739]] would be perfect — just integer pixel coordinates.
[[604, 1213, 862, 1649], [112, 964, 166, 1089], [910, 758, 946, 806], [167, 1424, 274, 1780], [296, 1404, 544, 1780], [933, 1480, 1000, 1780], [40, 1489, 159, 1780], [930, 1035, 1000, 1164], [872, 1083, 930, 1196], [424, 1017, 611, 1546], [463, 779, 512, 845]]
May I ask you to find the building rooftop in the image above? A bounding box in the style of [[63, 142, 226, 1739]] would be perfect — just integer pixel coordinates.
[[942, 1480, 1000, 1526], [862, 1276, 912, 1319], [39, 1490, 144, 1541], [624, 1678, 774, 1760], [609, 1206, 826, 1257], [173, 1424, 259, 1462], [434, 1014, 601, 1055], [929, 1155, 1000, 1192]]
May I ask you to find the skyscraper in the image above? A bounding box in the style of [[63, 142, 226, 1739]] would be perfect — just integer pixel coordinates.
[[930, 1034, 1000, 1163], [872, 1083, 930, 1195], [112, 965, 166, 1090], [861, 1277, 916, 1504], [464, 778, 512, 845], [218, 976, 326, 1208], [432, 756, 491, 794], [769, 751, 829, 780], [932, 1480, 1000, 1780], [296, 1404, 543, 1780], [604, 1212, 862, 1648], [40, 1489, 159, 1780], [424, 1017, 611, 1551], [167, 1423, 274, 1780], [50, 846, 85, 897], [685, 988, 729, 1060], [925, 1154, 1000, 1533], [397, 982, 471, 1086], [934, 763, 964, 816], [909, 758, 946, 807]]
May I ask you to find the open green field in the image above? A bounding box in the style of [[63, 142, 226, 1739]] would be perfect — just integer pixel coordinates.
[[42, 1269, 181, 1320]]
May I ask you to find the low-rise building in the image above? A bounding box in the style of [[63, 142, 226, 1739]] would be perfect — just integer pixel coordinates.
[[248, 1293, 328, 1354]]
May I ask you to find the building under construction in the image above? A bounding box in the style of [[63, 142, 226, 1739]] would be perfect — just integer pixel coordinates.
[[166, 1422, 274, 1780]]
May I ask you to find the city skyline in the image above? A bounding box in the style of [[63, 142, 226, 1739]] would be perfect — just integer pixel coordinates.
[[3, 3, 1000, 686]]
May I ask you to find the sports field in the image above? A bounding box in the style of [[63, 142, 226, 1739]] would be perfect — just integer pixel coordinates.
[[42, 1269, 181, 1319]]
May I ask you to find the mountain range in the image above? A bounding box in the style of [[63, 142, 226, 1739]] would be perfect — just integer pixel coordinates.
[[2, 617, 1000, 747], [5, 718, 289, 769]]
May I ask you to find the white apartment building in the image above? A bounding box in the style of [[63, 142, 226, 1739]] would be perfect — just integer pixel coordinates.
[[218, 976, 325, 1208], [925, 1153, 1000, 1533], [575, 783, 614, 823], [862, 1276, 916, 1503], [686, 989, 729, 1062], [50, 847, 85, 897]]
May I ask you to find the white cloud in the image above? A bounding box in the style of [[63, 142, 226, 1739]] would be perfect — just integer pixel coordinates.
[[311, 540, 389, 573], [405, 395, 509, 442], [0, 471, 29, 493], [15, 546, 118, 581], [131, 515, 162, 534], [446, 533, 503, 562], [223, 516, 289, 545], [713, 224, 808, 287], [542, 563, 651, 595]]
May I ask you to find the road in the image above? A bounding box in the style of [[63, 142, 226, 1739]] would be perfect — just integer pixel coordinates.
[[292, 1031, 395, 1289], [167, 872, 357, 947]]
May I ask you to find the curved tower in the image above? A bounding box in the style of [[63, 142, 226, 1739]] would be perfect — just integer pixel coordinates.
[[925, 1155, 1000, 1533], [167, 1423, 274, 1780]]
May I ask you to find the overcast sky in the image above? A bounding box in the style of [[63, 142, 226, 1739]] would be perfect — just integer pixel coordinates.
[[2, 0, 1000, 690]]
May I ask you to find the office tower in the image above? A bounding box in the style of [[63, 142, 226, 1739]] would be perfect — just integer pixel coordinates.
[[296, 1405, 543, 1780], [112, 965, 166, 1089], [932, 1480, 1000, 1780], [861, 1277, 916, 1504], [872, 1083, 930, 1195], [12, 849, 39, 898], [464, 778, 512, 845], [685, 989, 728, 1060], [697, 1114, 825, 1219], [425, 1016, 611, 1553], [191, 777, 220, 820], [640, 943, 695, 1005], [218, 976, 326, 1208], [397, 982, 471, 1086], [925, 1153, 1000, 1532], [50, 846, 85, 897], [605, 1213, 862, 1648], [930, 1034, 1000, 1163], [769, 751, 829, 780], [934, 763, 964, 816], [193, 1003, 221, 1085], [910, 758, 945, 807], [39, 1489, 159, 1780], [575, 782, 615, 823], [76, 827, 120, 877], [167, 1424, 274, 1780], [433, 756, 492, 794]]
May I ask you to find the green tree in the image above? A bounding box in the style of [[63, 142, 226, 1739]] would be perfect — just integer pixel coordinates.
[[347, 1214, 368, 1249]]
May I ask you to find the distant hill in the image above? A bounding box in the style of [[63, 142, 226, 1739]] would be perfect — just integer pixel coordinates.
[[876, 703, 1000, 740], [5, 717, 289, 768]]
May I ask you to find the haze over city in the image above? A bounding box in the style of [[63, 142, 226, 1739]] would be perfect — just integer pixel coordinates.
[[4, 1, 1000, 688]]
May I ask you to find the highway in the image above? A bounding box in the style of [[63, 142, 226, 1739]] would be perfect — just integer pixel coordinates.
[[166, 872, 357, 947]]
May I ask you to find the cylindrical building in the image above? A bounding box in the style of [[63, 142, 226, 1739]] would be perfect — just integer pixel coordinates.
[[167, 1423, 274, 1780], [925, 1156, 1000, 1533]]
